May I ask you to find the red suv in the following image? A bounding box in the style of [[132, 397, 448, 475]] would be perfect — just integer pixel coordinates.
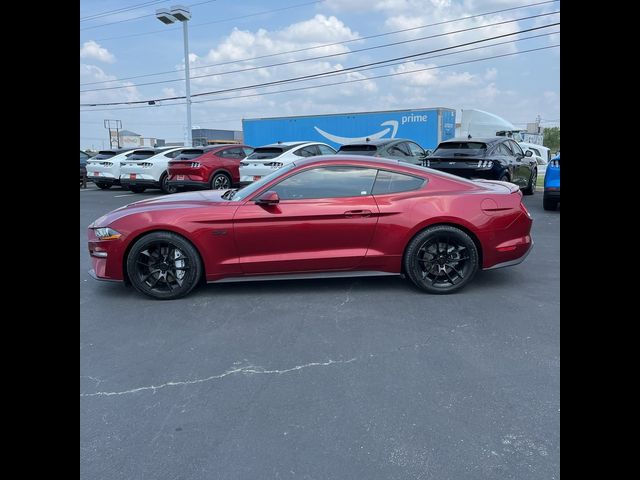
[[167, 144, 254, 190]]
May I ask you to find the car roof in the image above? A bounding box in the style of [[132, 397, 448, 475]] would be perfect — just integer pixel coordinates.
[[256, 141, 323, 149], [339, 138, 409, 147], [439, 136, 506, 145]]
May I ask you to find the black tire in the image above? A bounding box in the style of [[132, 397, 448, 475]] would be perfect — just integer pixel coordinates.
[[403, 225, 479, 294], [499, 173, 510, 182], [95, 182, 111, 190], [160, 172, 177, 194], [210, 172, 232, 190], [126, 231, 203, 300], [543, 196, 558, 211], [129, 185, 146, 193], [523, 168, 537, 196]]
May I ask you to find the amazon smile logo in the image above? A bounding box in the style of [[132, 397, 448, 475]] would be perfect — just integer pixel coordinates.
[[314, 120, 399, 144]]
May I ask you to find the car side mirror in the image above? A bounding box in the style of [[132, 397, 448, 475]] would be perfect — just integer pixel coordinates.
[[524, 150, 533, 157], [255, 190, 280, 205]]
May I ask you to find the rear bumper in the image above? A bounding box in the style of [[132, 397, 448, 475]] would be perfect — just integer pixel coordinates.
[[484, 239, 533, 270], [87, 176, 119, 185], [544, 189, 560, 199], [167, 179, 209, 189], [120, 179, 160, 188]]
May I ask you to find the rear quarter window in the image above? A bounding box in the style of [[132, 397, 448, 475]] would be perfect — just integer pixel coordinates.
[[372, 170, 425, 194]]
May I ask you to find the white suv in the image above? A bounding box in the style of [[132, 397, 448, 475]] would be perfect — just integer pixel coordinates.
[[119, 147, 186, 194], [239, 141, 336, 186], [85, 148, 137, 189]]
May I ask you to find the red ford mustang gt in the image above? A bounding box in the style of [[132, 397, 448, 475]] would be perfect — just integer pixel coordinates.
[[88, 156, 533, 299]]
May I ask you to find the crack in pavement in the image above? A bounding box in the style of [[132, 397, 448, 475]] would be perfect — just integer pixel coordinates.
[[80, 358, 357, 398]]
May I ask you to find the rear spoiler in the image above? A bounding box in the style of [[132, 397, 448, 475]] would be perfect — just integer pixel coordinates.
[[473, 179, 521, 195]]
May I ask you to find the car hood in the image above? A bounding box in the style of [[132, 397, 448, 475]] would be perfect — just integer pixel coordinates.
[[90, 190, 234, 227]]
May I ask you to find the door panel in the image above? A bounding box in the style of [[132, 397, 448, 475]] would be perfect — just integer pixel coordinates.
[[233, 197, 379, 274]]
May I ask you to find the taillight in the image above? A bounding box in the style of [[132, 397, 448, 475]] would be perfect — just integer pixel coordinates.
[[264, 162, 283, 168], [100, 162, 114, 167], [477, 160, 493, 168], [190, 162, 201, 168], [239, 162, 249, 167], [550, 160, 560, 168], [140, 162, 153, 168]]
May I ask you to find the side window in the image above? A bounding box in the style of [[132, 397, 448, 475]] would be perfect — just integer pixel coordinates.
[[406, 142, 425, 157], [317, 144, 336, 155], [388, 143, 410, 156], [227, 148, 244, 158], [294, 146, 319, 157], [496, 144, 511, 156], [242, 147, 254, 157], [509, 140, 524, 157], [531, 148, 540, 157], [270, 166, 378, 200], [372, 170, 426, 194], [218, 149, 233, 158]]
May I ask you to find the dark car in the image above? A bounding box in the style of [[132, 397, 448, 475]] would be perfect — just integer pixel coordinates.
[[427, 137, 538, 195], [80, 150, 90, 180], [337, 138, 429, 165]]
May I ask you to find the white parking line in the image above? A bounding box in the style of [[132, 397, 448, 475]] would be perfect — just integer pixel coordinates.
[[114, 193, 137, 197]]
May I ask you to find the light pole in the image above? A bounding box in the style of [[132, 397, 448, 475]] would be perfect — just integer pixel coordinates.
[[156, 5, 193, 147]]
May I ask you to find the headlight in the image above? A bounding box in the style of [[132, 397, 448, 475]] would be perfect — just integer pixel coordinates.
[[94, 227, 122, 240]]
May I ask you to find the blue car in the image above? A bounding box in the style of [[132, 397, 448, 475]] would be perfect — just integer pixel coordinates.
[[543, 153, 560, 210]]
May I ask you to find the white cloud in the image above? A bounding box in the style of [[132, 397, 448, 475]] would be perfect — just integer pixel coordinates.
[[80, 64, 140, 104], [484, 67, 497, 80], [80, 41, 115, 63]]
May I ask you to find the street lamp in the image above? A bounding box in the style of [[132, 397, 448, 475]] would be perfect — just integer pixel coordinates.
[[156, 5, 193, 147]]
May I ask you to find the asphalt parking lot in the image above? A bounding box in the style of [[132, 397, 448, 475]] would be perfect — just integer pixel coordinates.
[[80, 184, 559, 480]]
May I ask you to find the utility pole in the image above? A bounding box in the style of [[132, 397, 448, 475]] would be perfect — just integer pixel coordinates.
[[104, 119, 122, 148]]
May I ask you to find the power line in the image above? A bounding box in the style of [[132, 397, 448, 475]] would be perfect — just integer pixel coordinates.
[[80, 0, 558, 86], [80, 1, 168, 22], [81, 11, 558, 93], [191, 45, 560, 105], [80, 44, 559, 113], [81, 21, 558, 105], [86, 0, 323, 38], [80, 0, 218, 31]]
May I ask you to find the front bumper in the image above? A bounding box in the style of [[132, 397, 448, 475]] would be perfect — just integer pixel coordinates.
[[88, 268, 122, 282]]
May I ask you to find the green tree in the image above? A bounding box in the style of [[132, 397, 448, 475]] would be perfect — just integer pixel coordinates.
[[543, 127, 560, 153]]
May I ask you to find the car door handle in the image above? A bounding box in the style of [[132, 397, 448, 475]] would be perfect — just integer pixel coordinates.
[[344, 209, 372, 217]]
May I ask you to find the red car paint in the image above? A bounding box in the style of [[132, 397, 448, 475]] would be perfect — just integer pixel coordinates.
[[166, 144, 253, 188], [88, 156, 532, 283]]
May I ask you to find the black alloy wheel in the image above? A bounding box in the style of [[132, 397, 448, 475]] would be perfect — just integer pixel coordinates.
[[404, 225, 479, 294], [127, 231, 202, 299]]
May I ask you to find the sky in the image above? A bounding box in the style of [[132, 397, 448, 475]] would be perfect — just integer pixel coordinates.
[[80, 0, 560, 150]]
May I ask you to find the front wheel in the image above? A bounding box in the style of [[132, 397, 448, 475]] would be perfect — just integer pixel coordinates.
[[403, 225, 479, 294], [126, 231, 203, 299], [523, 169, 537, 195]]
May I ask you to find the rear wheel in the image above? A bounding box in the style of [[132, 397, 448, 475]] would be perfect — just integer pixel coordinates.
[[95, 182, 111, 190], [211, 172, 231, 190], [403, 225, 479, 294], [523, 168, 537, 195], [160, 172, 177, 194], [499, 173, 510, 182], [126, 231, 202, 300], [129, 185, 146, 193], [543, 196, 558, 211]]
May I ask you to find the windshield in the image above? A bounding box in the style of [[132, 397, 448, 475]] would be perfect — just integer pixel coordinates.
[[432, 142, 487, 157], [232, 163, 297, 201]]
